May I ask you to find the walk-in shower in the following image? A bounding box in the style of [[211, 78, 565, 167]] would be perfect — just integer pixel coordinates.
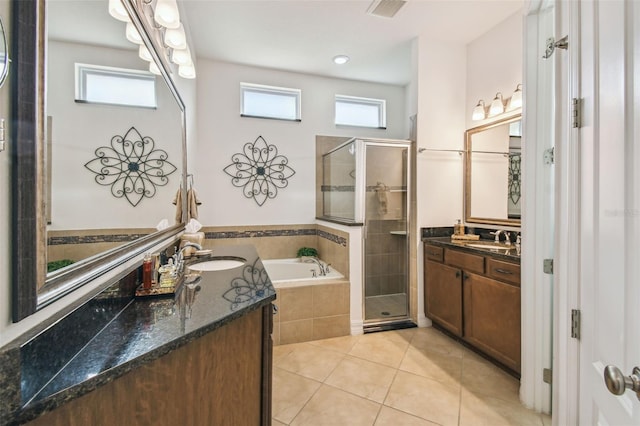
[[322, 138, 412, 330]]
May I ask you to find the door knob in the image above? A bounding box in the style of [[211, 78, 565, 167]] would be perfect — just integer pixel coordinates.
[[603, 365, 640, 401]]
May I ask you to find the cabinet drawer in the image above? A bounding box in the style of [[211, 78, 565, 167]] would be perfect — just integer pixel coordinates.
[[424, 244, 444, 262], [444, 249, 484, 274], [487, 258, 521, 286]]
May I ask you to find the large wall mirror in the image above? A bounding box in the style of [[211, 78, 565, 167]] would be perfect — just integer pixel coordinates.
[[11, 0, 187, 322], [464, 114, 522, 227]]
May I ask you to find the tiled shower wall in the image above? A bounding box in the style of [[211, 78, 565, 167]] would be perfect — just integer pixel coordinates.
[[365, 219, 408, 297]]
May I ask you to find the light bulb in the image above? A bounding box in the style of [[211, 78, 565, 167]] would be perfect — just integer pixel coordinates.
[[333, 55, 349, 65], [125, 22, 143, 45], [138, 44, 152, 62], [179, 62, 196, 79], [164, 24, 186, 50], [154, 0, 180, 29], [488, 93, 505, 117], [471, 100, 486, 121], [108, 0, 130, 22]]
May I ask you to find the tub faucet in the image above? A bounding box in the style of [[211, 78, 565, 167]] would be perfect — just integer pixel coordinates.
[[176, 242, 203, 275], [303, 257, 328, 276], [491, 230, 511, 245]]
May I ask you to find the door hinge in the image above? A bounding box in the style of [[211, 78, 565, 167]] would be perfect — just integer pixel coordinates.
[[543, 259, 554, 274], [572, 98, 582, 128], [543, 368, 553, 384], [571, 309, 581, 339], [543, 147, 555, 165]]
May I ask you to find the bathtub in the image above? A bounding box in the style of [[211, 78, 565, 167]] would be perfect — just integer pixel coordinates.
[[262, 258, 345, 288]]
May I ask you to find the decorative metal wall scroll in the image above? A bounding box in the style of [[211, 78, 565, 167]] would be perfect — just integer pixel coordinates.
[[223, 259, 275, 311], [508, 153, 521, 205], [84, 127, 177, 207], [223, 135, 295, 206]]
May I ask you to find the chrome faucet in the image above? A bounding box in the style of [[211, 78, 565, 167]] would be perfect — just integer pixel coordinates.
[[491, 230, 511, 245], [303, 257, 328, 276], [175, 242, 203, 275]]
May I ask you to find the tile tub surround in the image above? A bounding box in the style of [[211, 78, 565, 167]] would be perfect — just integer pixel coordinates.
[[201, 224, 349, 279], [0, 245, 275, 425], [274, 281, 351, 345]]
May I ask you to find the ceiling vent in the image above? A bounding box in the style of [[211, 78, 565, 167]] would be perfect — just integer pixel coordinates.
[[367, 0, 407, 18]]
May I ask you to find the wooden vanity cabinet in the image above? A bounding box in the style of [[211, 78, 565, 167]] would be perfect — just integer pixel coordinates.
[[424, 242, 521, 374]]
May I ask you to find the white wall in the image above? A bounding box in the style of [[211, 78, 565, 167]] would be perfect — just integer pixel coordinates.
[[194, 60, 407, 226], [47, 41, 183, 230], [466, 11, 523, 129]]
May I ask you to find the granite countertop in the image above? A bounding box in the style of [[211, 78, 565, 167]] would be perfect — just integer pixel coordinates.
[[423, 236, 521, 262], [7, 244, 276, 425]]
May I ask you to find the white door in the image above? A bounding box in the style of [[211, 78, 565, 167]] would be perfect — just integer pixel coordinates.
[[573, 0, 640, 424]]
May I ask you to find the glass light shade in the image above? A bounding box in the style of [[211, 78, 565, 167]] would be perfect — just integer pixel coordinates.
[[488, 93, 505, 117], [149, 61, 161, 76], [171, 46, 191, 66], [471, 100, 486, 121], [154, 0, 180, 29], [125, 22, 143, 45], [178, 62, 196, 79], [108, 0, 130, 22], [508, 84, 523, 110], [138, 44, 152, 62], [164, 24, 187, 49]]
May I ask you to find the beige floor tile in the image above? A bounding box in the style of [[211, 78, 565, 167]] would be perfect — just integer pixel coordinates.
[[308, 334, 361, 354], [462, 349, 520, 403], [278, 342, 345, 381], [349, 332, 411, 368], [325, 355, 397, 403], [410, 327, 465, 358], [290, 384, 381, 426], [374, 406, 439, 426], [273, 342, 297, 366], [384, 370, 460, 426], [459, 389, 543, 426], [272, 419, 287, 426], [399, 346, 463, 387], [542, 413, 552, 426], [272, 367, 322, 424]]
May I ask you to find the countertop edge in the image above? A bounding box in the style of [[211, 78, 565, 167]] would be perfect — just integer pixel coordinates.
[[422, 237, 521, 262], [10, 294, 276, 426]]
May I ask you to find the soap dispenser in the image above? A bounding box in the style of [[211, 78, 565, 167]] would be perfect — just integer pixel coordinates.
[[454, 220, 464, 236]]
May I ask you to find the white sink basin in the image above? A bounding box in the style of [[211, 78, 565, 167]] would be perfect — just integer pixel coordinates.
[[187, 258, 245, 272], [465, 243, 512, 250]]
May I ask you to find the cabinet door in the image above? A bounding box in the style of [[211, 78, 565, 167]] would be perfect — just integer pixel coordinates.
[[463, 272, 521, 373], [424, 260, 463, 336]]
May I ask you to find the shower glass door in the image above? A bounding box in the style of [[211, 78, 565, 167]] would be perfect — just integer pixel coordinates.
[[363, 142, 410, 325]]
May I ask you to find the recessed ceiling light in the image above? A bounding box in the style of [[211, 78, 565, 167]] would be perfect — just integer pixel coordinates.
[[333, 55, 349, 65]]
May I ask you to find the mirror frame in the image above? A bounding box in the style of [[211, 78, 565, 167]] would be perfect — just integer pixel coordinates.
[[11, 0, 187, 322], [464, 113, 522, 227]]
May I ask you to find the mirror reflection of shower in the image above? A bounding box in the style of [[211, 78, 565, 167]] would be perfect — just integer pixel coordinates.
[[322, 138, 412, 329]]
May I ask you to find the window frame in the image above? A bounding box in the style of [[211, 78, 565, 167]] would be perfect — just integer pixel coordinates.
[[240, 82, 302, 122], [75, 63, 158, 109], [334, 94, 387, 129]]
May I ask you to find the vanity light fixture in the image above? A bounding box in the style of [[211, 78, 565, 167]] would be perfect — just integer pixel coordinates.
[[488, 92, 506, 117], [149, 61, 162, 76], [508, 84, 523, 110], [110, 0, 196, 79], [472, 100, 487, 121], [333, 55, 350, 65]]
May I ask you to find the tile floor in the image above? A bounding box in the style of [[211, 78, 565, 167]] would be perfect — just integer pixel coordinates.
[[273, 326, 551, 426], [364, 293, 407, 320]]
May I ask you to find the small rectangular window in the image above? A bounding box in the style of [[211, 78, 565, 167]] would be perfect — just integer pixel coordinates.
[[75, 63, 157, 108], [240, 83, 301, 121], [335, 95, 386, 129]]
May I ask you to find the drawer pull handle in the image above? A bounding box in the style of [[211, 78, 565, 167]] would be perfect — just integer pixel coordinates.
[[495, 268, 513, 275], [429, 251, 439, 256], [455, 271, 461, 278]]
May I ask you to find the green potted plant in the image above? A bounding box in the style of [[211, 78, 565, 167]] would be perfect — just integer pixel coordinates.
[[296, 247, 318, 262]]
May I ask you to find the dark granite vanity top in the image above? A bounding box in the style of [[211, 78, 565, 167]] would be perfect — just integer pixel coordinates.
[[3, 245, 276, 425], [423, 236, 521, 262]]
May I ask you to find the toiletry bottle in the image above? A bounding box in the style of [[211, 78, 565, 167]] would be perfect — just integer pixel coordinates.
[[142, 253, 153, 290], [454, 220, 464, 236]]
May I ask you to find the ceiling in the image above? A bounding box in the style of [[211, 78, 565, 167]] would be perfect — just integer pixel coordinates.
[[48, 0, 524, 86]]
